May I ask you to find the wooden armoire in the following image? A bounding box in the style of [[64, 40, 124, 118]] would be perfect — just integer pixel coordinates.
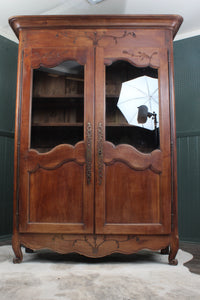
[[9, 15, 183, 264]]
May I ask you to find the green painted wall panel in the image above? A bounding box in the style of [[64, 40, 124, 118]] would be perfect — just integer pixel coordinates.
[[0, 35, 18, 132], [177, 136, 200, 242], [0, 136, 14, 235], [0, 35, 17, 236], [174, 36, 200, 135], [174, 35, 200, 243]]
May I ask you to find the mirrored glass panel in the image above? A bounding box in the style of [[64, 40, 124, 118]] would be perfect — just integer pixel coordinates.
[[106, 61, 159, 153], [31, 60, 84, 152]]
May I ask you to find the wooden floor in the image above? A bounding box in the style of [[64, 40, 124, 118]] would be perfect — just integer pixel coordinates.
[[0, 238, 199, 275]]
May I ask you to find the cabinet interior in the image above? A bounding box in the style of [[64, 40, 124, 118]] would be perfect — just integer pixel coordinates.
[[31, 59, 159, 153]]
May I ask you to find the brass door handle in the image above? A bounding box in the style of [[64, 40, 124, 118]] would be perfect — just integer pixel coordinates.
[[86, 122, 92, 185], [97, 122, 103, 185]]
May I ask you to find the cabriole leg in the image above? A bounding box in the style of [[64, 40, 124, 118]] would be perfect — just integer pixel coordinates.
[[168, 235, 179, 265], [12, 233, 23, 263]]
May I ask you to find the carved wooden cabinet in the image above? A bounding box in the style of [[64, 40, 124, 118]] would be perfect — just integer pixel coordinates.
[[9, 15, 183, 264]]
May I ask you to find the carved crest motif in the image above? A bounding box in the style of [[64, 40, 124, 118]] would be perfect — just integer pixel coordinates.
[[31, 48, 86, 69], [84, 31, 136, 46], [122, 50, 159, 67], [56, 30, 136, 46]]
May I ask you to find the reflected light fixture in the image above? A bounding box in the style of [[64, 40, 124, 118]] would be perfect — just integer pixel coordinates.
[[137, 105, 158, 129], [87, 0, 105, 4]]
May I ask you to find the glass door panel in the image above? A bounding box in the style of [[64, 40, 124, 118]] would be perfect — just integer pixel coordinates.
[[31, 60, 84, 152], [106, 61, 159, 153]]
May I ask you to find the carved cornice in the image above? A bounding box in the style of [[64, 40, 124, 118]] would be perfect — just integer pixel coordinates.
[[9, 15, 183, 40]]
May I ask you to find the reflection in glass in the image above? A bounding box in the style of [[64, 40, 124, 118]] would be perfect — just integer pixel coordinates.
[[117, 76, 159, 130], [106, 61, 159, 153], [31, 60, 84, 152]]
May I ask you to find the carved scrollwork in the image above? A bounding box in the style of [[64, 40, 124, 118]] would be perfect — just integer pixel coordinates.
[[122, 49, 159, 67], [56, 30, 136, 46], [17, 233, 172, 260], [31, 48, 86, 69], [84, 30, 136, 46]]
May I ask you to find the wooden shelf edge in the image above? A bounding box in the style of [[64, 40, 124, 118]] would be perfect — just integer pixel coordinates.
[[33, 94, 84, 99], [32, 122, 83, 127]]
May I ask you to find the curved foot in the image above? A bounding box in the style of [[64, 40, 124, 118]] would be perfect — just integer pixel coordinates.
[[12, 234, 23, 264], [168, 234, 179, 266], [169, 258, 178, 266], [161, 246, 169, 255], [13, 257, 23, 264]]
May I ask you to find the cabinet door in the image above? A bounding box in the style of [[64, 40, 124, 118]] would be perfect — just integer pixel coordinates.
[[95, 46, 171, 235], [18, 47, 94, 234]]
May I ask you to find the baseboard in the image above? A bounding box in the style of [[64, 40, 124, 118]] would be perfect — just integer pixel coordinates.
[[0, 234, 12, 241]]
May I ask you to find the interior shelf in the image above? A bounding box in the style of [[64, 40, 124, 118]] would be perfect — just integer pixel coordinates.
[[106, 122, 133, 127], [33, 94, 84, 99], [32, 122, 83, 127]]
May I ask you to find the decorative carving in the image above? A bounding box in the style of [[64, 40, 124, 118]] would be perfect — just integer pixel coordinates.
[[32, 49, 69, 68], [122, 49, 159, 67], [97, 122, 104, 185], [86, 122, 92, 185], [72, 235, 135, 254], [84, 31, 136, 46], [56, 30, 136, 46], [31, 48, 86, 69], [17, 233, 172, 260]]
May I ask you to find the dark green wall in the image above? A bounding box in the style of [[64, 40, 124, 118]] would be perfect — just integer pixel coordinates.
[[174, 35, 200, 243], [0, 35, 18, 238], [0, 33, 200, 243]]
